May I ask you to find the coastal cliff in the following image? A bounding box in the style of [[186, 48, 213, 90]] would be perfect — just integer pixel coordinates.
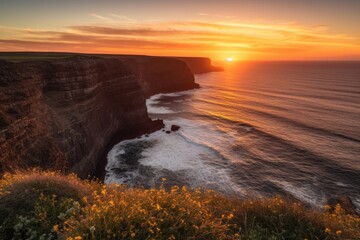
[[176, 57, 224, 74], [115, 56, 199, 96], [0, 54, 215, 177]]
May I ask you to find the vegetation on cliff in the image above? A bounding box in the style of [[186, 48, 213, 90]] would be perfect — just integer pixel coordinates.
[[0, 170, 359, 240]]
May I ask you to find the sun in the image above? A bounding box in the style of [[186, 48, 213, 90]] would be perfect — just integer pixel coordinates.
[[226, 57, 233, 62]]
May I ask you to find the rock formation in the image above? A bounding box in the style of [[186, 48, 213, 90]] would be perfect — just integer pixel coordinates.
[[171, 125, 180, 131], [175, 57, 224, 74], [0, 54, 217, 178], [114, 56, 199, 96]]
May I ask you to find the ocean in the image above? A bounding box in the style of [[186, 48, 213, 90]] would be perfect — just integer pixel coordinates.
[[105, 61, 360, 210]]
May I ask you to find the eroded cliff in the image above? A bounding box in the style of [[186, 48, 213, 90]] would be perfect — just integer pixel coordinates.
[[0, 54, 210, 177], [0, 56, 166, 177], [175, 57, 224, 74], [114, 56, 199, 96]]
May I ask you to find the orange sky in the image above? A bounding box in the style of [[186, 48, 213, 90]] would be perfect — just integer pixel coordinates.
[[1, 0, 359, 61]]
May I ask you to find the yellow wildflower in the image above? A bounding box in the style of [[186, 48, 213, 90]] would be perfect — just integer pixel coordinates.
[[101, 189, 107, 195], [325, 227, 331, 233], [336, 230, 342, 235], [53, 224, 59, 232], [75, 236, 82, 240]]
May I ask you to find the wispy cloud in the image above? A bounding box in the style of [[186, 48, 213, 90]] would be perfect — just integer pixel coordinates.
[[90, 14, 112, 21], [108, 14, 137, 23], [0, 19, 359, 60], [90, 13, 137, 23]]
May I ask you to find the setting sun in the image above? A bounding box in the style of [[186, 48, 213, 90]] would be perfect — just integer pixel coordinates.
[[226, 57, 233, 62]]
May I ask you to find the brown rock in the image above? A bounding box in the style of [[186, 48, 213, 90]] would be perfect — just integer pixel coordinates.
[[171, 125, 180, 131]]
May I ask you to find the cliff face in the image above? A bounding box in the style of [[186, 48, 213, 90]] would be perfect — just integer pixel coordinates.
[[0, 54, 203, 177], [0, 56, 172, 177], [116, 56, 199, 97], [175, 57, 224, 74]]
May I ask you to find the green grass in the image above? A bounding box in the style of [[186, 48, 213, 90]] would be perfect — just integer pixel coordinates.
[[0, 170, 359, 240]]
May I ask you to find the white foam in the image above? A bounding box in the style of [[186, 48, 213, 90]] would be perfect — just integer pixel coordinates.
[[148, 91, 194, 101], [105, 141, 138, 185], [146, 104, 176, 114], [335, 182, 348, 187], [162, 118, 242, 165], [105, 125, 244, 194], [106, 87, 248, 193], [146, 90, 198, 114], [146, 98, 175, 114]]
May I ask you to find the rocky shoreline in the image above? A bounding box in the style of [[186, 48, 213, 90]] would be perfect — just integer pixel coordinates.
[[0, 53, 220, 178]]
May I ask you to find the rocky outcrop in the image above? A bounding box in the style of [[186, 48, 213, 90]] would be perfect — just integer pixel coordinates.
[[175, 57, 224, 74], [171, 125, 180, 131], [1, 56, 193, 177]]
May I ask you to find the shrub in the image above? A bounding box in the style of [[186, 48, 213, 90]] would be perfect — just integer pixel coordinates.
[[208, 195, 360, 239], [63, 184, 230, 240], [63, 184, 360, 240], [0, 169, 94, 239], [1, 171, 359, 240]]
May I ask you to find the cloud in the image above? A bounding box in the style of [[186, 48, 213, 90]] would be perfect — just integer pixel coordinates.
[[109, 14, 137, 23], [90, 13, 137, 23], [0, 19, 359, 60], [90, 14, 111, 21]]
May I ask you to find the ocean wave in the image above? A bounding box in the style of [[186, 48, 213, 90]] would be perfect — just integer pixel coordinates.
[[105, 123, 244, 195]]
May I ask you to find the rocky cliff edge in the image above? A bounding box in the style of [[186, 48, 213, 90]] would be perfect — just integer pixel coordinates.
[[0, 54, 217, 177]]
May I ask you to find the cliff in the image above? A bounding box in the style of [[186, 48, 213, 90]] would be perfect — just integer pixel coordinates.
[[175, 57, 224, 74], [115, 56, 199, 96], [0, 55, 201, 177], [0, 57, 150, 177]]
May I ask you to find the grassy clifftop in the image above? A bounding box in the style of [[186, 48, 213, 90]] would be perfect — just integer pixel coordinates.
[[0, 170, 359, 240]]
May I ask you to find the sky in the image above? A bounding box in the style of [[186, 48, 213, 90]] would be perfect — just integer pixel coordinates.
[[0, 0, 360, 61]]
